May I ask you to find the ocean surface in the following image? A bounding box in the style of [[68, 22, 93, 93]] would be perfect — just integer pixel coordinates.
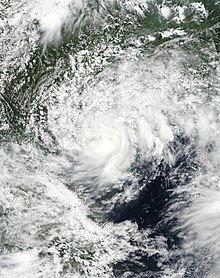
[[0, 0, 220, 277]]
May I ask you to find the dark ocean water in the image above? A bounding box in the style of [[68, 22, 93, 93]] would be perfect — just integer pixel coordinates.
[[0, 1, 220, 277]]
